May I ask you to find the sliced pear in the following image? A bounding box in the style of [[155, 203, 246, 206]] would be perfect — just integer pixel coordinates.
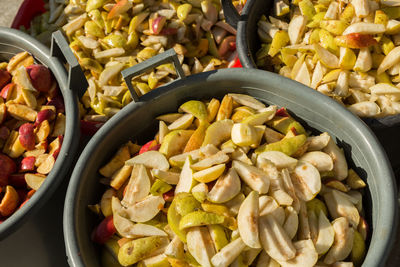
[[122, 164, 151, 207], [225, 193, 246, 215], [202, 119, 234, 147], [164, 235, 185, 259], [211, 237, 247, 267], [193, 164, 226, 183], [257, 151, 298, 170], [180, 100, 208, 121], [259, 214, 296, 262], [179, 211, 225, 230], [264, 127, 285, 144], [255, 135, 307, 156], [207, 98, 220, 122], [114, 213, 166, 238], [323, 189, 360, 227], [159, 130, 194, 158], [228, 94, 266, 110], [276, 239, 318, 267], [377, 46, 400, 74], [232, 160, 270, 194], [156, 113, 183, 123], [346, 169, 366, 189], [167, 194, 187, 242], [268, 116, 306, 135], [159, 121, 169, 144], [281, 169, 301, 212], [231, 123, 258, 147], [192, 183, 209, 203], [258, 195, 279, 216], [183, 121, 209, 152], [175, 156, 197, 194], [140, 253, 170, 267], [324, 217, 355, 264], [125, 195, 165, 223], [110, 165, 133, 190], [288, 15, 307, 44], [100, 188, 116, 217], [100, 145, 131, 177], [306, 198, 328, 217], [342, 22, 385, 35], [291, 161, 321, 201], [216, 95, 233, 121], [186, 226, 216, 267], [283, 206, 299, 240], [298, 201, 311, 240], [299, 151, 333, 172], [256, 251, 280, 267], [174, 192, 201, 217], [208, 168, 241, 203], [322, 135, 348, 180], [237, 191, 261, 248], [314, 43, 339, 68], [208, 224, 229, 252], [351, 230, 366, 266], [169, 148, 202, 168], [271, 189, 293, 206], [307, 132, 330, 151], [126, 151, 169, 171], [231, 148, 253, 165], [332, 262, 354, 267], [308, 210, 319, 244], [241, 108, 276, 126], [151, 169, 180, 185], [191, 151, 230, 170], [315, 210, 335, 255], [168, 113, 195, 130]]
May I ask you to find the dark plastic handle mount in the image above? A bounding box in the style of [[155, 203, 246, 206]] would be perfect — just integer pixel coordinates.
[[122, 48, 185, 102], [50, 30, 88, 98], [221, 0, 240, 29]]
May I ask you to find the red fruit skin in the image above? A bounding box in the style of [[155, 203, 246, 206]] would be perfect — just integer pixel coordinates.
[[20, 156, 36, 172], [26, 65, 52, 92], [139, 140, 160, 154], [0, 153, 17, 176], [9, 174, 27, 188], [52, 135, 64, 160], [152, 16, 165, 34], [0, 70, 11, 89], [160, 28, 178, 35], [18, 123, 35, 150], [80, 120, 104, 136], [36, 109, 55, 124], [0, 83, 15, 100], [275, 107, 289, 117], [92, 216, 116, 244], [343, 33, 377, 48], [163, 189, 174, 202], [46, 95, 65, 114], [16, 189, 28, 204]]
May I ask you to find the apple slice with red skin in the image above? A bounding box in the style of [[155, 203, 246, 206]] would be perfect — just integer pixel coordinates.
[[46, 95, 65, 114], [34, 120, 51, 143], [49, 135, 63, 159], [0, 83, 15, 101], [19, 189, 35, 209], [0, 153, 17, 179], [20, 156, 36, 172], [0, 69, 11, 89], [26, 65, 52, 93], [35, 109, 55, 125], [336, 33, 377, 49], [9, 173, 27, 188], [80, 120, 104, 136], [19, 123, 35, 150], [139, 140, 160, 154], [92, 216, 117, 244]]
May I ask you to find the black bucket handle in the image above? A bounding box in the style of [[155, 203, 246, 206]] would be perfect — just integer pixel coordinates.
[[121, 48, 185, 102], [51, 30, 88, 99], [221, 0, 241, 29]]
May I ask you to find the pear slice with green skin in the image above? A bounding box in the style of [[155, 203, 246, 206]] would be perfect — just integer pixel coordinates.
[[290, 161, 321, 201], [208, 224, 229, 252], [114, 212, 167, 238], [241, 108, 276, 126], [122, 164, 151, 207], [183, 121, 209, 153], [268, 116, 306, 135], [186, 226, 216, 267], [139, 253, 170, 267], [126, 151, 169, 171], [232, 160, 270, 194], [276, 239, 318, 267], [118, 236, 169, 266], [259, 215, 296, 262], [175, 156, 197, 194], [164, 236, 185, 259], [159, 130, 194, 158], [192, 183, 209, 203], [306, 198, 328, 217], [151, 169, 180, 185], [202, 119, 234, 147], [191, 151, 230, 171], [167, 194, 187, 242], [180, 100, 208, 121], [174, 192, 201, 216], [315, 210, 335, 255], [169, 148, 202, 168], [257, 151, 298, 170], [255, 135, 307, 156], [150, 179, 172, 196], [156, 113, 183, 123], [101, 248, 121, 267], [351, 230, 366, 266], [179, 211, 225, 230], [211, 237, 247, 267], [124, 195, 165, 223], [167, 113, 195, 130], [103, 236, 120, 260], [208, 168, 241, 204], [193, 164, 226, 183], [238, 191, 261, 248]]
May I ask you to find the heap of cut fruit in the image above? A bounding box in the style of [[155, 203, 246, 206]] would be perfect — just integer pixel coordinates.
[[257, 0, 400, 118], [92, 93, 367, 267], [0, 52, 65, 220]]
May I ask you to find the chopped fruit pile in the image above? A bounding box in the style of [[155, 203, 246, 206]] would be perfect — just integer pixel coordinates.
[[91, 93, 368, 267], [0, 52, 65, 220], [257, 0, 400, 118]]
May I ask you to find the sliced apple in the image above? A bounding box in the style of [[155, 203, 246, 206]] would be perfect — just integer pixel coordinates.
[[259, 214, 296, 262], [283, 206, 299, 240], [100, 145, 131, 177], [315, 210, 335, 255], [191, 151, 229, 170], [186, 226, 216, 267], [175, 156, 197, 194], [323, 189, 360, 228], [290, 161, 321, 201], [168, 113, 194, 130], [202, 119, 234, 147], [342, 22, 385, 35], [324, 217, 355, 264], [36, 154, 55, 174], [180, 100, 208, 121], [208, 168, 241, 203], [299, 151, 334, 172], [25, 173, 46, 190], [237, 191, 261, 248], [211, 237, 247, 267], [264, 127, 285, 144], [257, 151, 298, 170], [126, 150, 169, 171], [276, 239, 318, 267], [124, 195, 165, 223], [151, 169, 180, 185], [121, 164, 150, 206], [232, 160, 270, 194], [193, 164, 226, 183]]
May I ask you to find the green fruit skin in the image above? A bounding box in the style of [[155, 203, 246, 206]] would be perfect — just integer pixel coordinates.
[[351, 230, 366, 267], [101, 248, 123, 267], [175, 193, 202, 216], [168, 196, 188, 242], [268, 116, 306, 135], [118, 237, 166, 266], [150, 179, 173, 196], [306, 198, 328, 217], [179, 211, 225, 230], [255, 134, 307, 156]]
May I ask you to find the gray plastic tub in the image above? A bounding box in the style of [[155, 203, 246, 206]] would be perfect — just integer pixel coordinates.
[[64, 50, 397, 267], [0, 28, 83, 239]]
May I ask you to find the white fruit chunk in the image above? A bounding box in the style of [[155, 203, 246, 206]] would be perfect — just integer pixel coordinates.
[[164, 236, 184, 259], [231, 123, 258, 146], [208, 168, 241, 203], [125, 151, 169, 171], [211, 237, 247, 267], [276, 239, 318, 267], [283, 206, 299, 240], [256, 250, 280, 267], [307, 132, 330, 151], [323, 189, 360, 227], [257, 151, 298, 170], [298, 201, 311, 240], [167, 113, 194, 130], [238, 191, 261, 248], [291, 161, 321, 201], [232, 160, 270, 194], [288, 15, 306, 45], [191, 151, 230, 170], [324, 217, 355, 264], [169, 148, 202, 167], [202, 119, 234, 147], [342, 22, 385, 35], [299, 152, 334, 172], [122, 164, 151, 207], [175, 156, 196, 194], [315, 210, 335, 255], [377, 46, 400, 74], [259, 215, 296, 261], [281, 168, 301, 212], [151, 169, 180, 184], [186, 226, 216, 267], [228, 93, 266, 110], [314, 44, 339, 69], [113, 213, 167, 238], [225, 193, 245, 215], [125, 195, 165, 222]]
